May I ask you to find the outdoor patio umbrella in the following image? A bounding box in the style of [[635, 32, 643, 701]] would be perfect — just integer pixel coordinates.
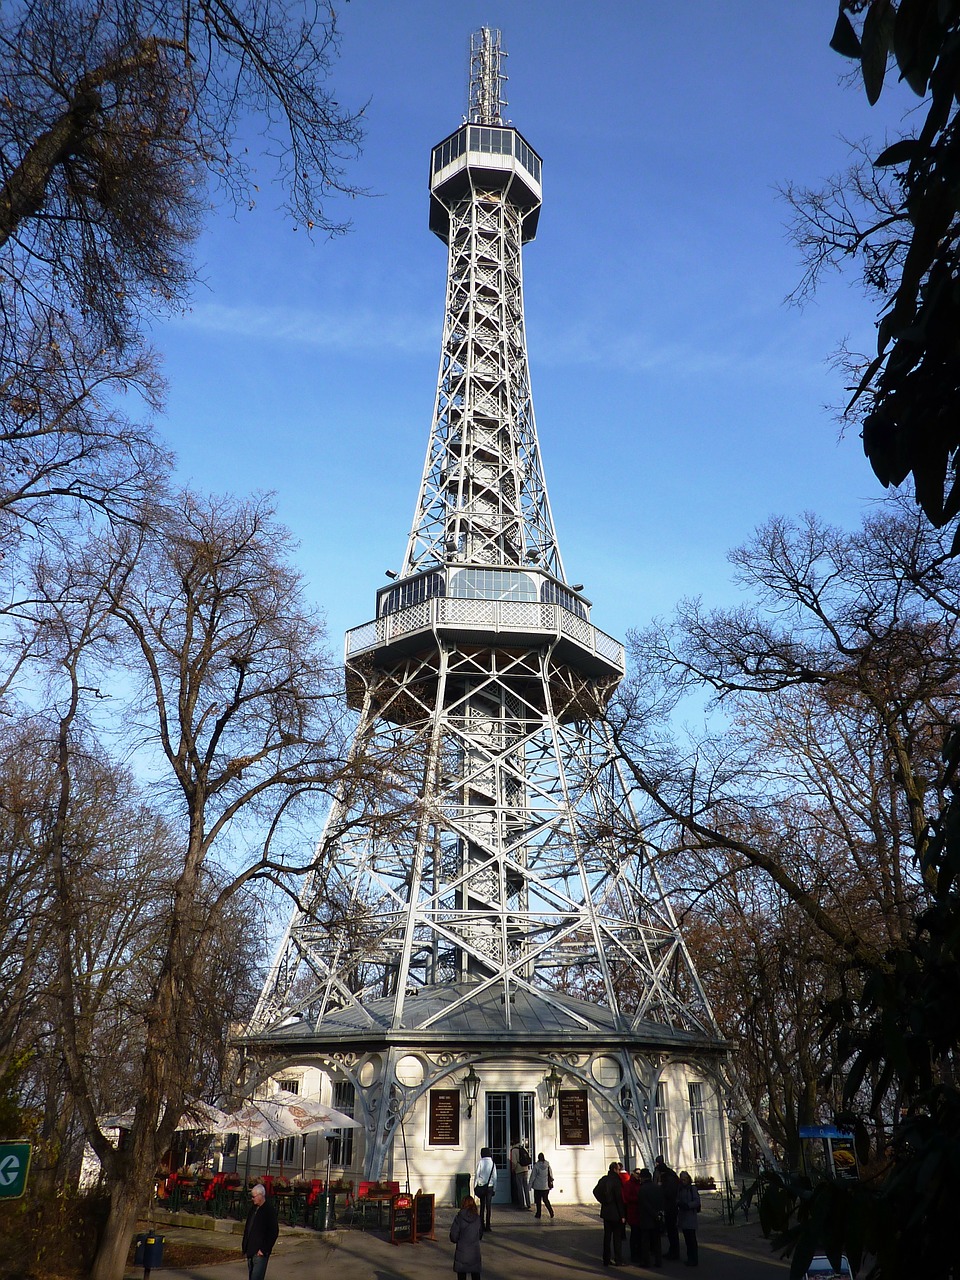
[[98, 1099, 231, 1132], [176, 1100, 231, 1131], [215, 1093, 361, 1179], [286, 1103, 360, 1135], [214, 1099, 305, 1142], [290, 1102, 361, 1180]]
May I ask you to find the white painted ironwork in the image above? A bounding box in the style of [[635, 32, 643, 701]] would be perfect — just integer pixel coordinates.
[[248, 27, 740, 1181]]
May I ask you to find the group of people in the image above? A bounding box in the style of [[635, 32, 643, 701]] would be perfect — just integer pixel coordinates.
[[593, 1156, 701, 1268], [471, 1144, 556, 1230], [242, 1148, 700, 1280]]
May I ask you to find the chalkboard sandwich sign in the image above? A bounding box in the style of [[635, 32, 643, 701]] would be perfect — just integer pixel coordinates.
[[391, 1192, 415, 1245]]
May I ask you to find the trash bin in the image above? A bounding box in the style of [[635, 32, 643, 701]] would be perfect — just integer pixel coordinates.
[[455, 1171, 471, 1206], [133, 1233, 164, 1268]]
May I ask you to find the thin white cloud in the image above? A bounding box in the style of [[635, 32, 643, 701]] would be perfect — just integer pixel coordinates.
[[530, 316, 831, 384], [180, 301, 437, 355], [179, 299, 827, 386]]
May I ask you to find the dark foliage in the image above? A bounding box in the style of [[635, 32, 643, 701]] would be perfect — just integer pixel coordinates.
[[830, 2, 960, 549]]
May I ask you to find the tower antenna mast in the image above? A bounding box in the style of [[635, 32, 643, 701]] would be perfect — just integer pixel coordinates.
[[469, 26, 507, 124]]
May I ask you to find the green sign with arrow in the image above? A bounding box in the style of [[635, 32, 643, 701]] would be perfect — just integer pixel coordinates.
[[0, 1143, 31, 1199]]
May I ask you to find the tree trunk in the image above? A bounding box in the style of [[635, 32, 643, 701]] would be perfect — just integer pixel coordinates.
[[91, 1177, 143, 1280]]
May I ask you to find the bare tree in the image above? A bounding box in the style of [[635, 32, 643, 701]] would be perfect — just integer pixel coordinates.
[[611, 499, 960, 1156], [0, 705, 269, 1274], [0, 0, 364, 582], [8, 491, 351, 1280], [0, 0, 364, 342]]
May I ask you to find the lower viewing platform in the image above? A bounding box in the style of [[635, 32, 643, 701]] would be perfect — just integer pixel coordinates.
[[344, 596, 625, 678]]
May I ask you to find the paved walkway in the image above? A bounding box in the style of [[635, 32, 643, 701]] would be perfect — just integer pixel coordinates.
[[127, 1201, 789, 1280]]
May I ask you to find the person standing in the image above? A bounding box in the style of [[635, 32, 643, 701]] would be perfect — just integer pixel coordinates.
[[513, 1140, 532, 1208], [474, 1146, 497, 1231], [629, 1168, 664, 1267], [593, 1160, 626, 1266], [530, 1152, 555, 1219], [241, 1184, 279, 1280], [654, 1155, 681, 1260], [450, 1194, 484, 1280], [622, 1167, 641, 1262], [677, 1170, 702, 1267]]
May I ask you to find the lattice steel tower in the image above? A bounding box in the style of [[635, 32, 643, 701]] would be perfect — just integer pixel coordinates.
[[249, 28, 724, 1171]]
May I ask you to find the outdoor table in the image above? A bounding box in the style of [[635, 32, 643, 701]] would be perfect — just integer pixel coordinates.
[[327, 1187, 351, 1227], [223, 1188, 245, 1220], [282, 1191, 309, 1226], [358, 1192, 395, 1230], [170, 1179, 193, 1212]]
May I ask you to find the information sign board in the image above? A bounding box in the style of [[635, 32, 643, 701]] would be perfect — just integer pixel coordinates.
[[428, 1090, 460, 1145], [0, 1143, 31, 1199], [558, 1090, 590, 1146]]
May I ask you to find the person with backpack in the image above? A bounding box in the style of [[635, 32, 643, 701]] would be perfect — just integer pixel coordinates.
[[511, 1139, 532, 1208]]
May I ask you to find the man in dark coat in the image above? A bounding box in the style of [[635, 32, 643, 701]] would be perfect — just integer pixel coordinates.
[[593, 1161, 626, 1266], [627, 1167, 664, 1266], [654, 1155, 681, 1260], [242, 1183, 280, 1280]]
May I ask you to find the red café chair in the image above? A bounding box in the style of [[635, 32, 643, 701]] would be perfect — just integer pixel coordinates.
[[355, 1181, 377, 1230]]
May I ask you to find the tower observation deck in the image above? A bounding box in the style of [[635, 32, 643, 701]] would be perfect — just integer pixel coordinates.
[[245, 29, 732, 1183]]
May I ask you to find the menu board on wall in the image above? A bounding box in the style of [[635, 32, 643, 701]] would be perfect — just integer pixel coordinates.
[[428, 1089, 460, 1145], [558, 1089, 590, 1146]]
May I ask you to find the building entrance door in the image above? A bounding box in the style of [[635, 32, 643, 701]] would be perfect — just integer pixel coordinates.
[[486, 1092, 535, 1204]]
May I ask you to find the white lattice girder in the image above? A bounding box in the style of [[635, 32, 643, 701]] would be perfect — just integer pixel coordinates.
[[252, 641, 720, 1043], [404, 193, 561, 577]]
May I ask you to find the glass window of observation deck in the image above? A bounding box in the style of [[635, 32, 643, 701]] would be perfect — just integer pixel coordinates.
[[514, 137, 541, 183], [449, 569, 537, 601], [468, 126, 513, 156], [379, 571, 445, 616], [541, 580, 587, 619], [433, 129, 467, 174]]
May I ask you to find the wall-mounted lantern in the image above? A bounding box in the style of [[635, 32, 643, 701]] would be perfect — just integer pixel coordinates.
[[543, 1064, 564, 1118], [462, 1065, 481, 1118]]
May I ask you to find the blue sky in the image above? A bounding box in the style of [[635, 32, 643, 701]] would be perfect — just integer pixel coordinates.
[[154, 2, 911, 655]]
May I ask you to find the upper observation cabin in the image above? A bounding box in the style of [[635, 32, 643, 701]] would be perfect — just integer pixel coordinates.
[[429, 124, 543, 243], [343, 563, 625, 697]]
